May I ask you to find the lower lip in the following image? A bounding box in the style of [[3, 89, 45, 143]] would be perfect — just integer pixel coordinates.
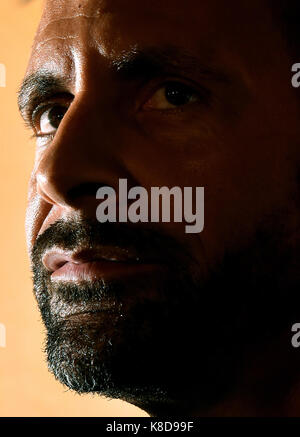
[[51, 260, 163, 282]]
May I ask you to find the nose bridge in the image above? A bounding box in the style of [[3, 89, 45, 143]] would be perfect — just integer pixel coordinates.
[[35, 91, 125, 208]]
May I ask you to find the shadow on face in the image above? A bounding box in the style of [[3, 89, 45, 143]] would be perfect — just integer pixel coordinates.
[[20, 0, 300, 415]]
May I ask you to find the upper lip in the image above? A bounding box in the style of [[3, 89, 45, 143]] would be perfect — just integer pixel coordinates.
[[42, 246, 142, 273]]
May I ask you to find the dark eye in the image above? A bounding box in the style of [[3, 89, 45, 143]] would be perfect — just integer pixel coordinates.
[[143, 82, 199, 110], [36, 105, 68, 135]]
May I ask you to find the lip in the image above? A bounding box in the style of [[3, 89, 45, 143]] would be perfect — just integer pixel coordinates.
[[43, 246, 164, 282], [51, 259, 162, 281]]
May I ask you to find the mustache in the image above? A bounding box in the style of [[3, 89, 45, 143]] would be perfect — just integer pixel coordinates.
[[31, 219, 194, 320]]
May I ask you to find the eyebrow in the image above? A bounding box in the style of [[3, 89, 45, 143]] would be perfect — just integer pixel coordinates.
[[18, 73, 69, 120], [18, 46, 229, 120], [112, 46, 228, 80]]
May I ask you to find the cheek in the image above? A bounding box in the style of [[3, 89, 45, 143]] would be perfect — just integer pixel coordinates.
[[123, 113, 221, 188], [25, 192, 43, 255], [26, 167, 52, 256]]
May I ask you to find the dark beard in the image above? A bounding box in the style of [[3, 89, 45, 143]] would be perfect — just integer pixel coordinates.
[[31, 216, 299, 415]]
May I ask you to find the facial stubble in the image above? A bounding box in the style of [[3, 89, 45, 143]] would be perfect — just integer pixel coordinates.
[[31, 217, 299, 413]]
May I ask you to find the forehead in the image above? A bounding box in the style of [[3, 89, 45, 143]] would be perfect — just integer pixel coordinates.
[[28, 0, 277, 77], [37, 0, 213, 45], [33, 0, 213, 62]]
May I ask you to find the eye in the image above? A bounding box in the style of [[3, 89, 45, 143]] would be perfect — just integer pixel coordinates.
[[143, 81, 199, 110], [35, 105, 68, 135]]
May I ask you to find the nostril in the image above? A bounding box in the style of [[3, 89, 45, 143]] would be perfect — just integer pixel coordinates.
[[67, 182, 106, 203]]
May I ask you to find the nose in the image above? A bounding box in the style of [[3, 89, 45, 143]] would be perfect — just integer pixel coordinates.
[[35, 93, 130, 211]]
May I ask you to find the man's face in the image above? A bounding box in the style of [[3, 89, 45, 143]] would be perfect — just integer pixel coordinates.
[[21, 0, 300, 414]]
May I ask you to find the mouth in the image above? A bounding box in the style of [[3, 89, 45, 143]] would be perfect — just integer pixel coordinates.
[[42, 246, 165, 282]]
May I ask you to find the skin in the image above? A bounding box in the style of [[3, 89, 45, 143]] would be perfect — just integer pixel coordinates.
[[20, 0, 300, 415]]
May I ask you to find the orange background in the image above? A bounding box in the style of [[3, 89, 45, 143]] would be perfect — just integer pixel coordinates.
[[0, 0, 145, 417]]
